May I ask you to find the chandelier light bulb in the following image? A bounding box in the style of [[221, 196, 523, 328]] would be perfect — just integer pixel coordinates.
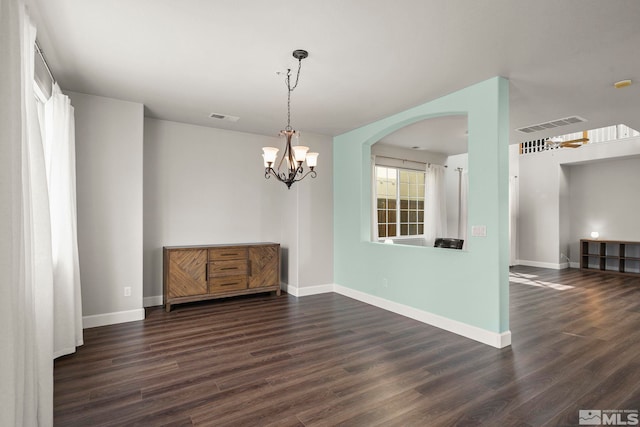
[[591, 231, 599, 239], [306, 152, 319, 169], [262, 147, 279, 165], [292, 146, 309, 163]]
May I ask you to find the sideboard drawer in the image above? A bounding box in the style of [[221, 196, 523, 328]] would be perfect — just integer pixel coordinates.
[[209, 276, 247, 292], [209, 247, 248, 261], [209, 260, 247, 276]]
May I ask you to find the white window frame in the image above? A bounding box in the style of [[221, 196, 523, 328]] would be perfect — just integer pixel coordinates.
[[375, 165, 425, 241]]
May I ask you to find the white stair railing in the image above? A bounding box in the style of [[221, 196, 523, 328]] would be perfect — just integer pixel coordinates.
[[520, 124, 639, 155]]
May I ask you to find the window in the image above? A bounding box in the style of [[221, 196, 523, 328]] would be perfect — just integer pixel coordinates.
[[376, 166, 425, 238]]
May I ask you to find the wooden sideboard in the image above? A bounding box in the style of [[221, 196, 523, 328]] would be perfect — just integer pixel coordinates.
[[163, 243, 280, 312], [580, 239, 640, 277]]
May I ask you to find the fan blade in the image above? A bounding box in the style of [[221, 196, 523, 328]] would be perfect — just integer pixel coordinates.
[[562, 137, 589, 144]]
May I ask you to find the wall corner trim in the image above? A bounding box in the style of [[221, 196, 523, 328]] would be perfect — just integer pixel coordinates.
[[285, 283, 335, 297], [144, 295, 163, 307], [82, 308, 145, 329]]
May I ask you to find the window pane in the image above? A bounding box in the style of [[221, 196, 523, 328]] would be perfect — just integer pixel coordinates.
[[409, 200, 417, 209], [409, 211, 417, 222], [377, 198, 386, 209], [400, 224, 408, 235], [400, 210, 408, 223], [400, 199, 408, 209], [418, 211, 424, 222], [389, 210, 396, 223], [418, 224, 424, 235], [418, 184, 425, 198], [399, 170, 409, 183], [388, 199, 396, 209], [378, 224, 386, 238], [388, 224, 397, 236], [409, 173, 417, 185], [409, 224, 417, 235], [417, 200, 424, 210], [378, 210, 387, 223], [400, 183, 409, 198]]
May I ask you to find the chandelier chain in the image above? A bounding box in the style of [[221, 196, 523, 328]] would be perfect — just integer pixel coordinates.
[[285, 58, 303, 131]]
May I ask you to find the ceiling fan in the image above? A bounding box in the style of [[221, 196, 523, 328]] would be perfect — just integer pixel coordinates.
[[545, 136, 589, 149]]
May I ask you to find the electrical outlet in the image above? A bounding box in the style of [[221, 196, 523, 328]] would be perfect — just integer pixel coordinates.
[[124, 287, 132, 297]]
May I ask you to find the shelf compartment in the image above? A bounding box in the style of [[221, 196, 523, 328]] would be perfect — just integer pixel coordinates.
[[580, 239, 640, 277]]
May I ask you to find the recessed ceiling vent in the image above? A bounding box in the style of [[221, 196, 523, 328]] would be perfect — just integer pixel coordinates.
[[209, 112, 239, 122], [516, 116, 587, 134]]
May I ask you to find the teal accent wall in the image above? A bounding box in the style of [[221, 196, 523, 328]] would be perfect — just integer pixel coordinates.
[[333, 77, 510, 334]]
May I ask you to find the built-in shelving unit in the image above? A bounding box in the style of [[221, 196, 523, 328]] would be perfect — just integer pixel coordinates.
[[580, 239, 640, 276]]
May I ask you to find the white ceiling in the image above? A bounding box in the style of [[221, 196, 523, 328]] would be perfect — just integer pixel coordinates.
[[26, 0, 640, 149]]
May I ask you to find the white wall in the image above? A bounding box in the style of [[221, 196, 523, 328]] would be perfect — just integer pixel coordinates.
[[567, 156, 640, 262], [293, 132, 334, 289], [69, 92, 144, 323], [143, 118, 334, 300], [517, 137, 640, 268]]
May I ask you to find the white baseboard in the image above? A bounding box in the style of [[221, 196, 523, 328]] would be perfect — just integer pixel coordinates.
[[333, 284, 511, 349], [139, 284, 512, 348], [516, 259, 569, 270], [285, 283, 334, 297], [83, 308, 145, 329], [144, 295, 163, 307]]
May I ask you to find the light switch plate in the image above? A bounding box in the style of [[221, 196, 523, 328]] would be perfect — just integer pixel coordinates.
[[471, 225, 487, 237]]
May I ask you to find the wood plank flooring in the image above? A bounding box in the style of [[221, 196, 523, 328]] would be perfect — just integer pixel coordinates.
[[54, 267, 640, 426]]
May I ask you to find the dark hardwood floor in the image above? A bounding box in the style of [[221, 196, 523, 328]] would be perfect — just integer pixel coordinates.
[[54, 267, 640, 426]]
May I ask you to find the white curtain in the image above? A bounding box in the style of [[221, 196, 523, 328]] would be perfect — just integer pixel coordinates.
[[371, 155, 378, 241], [509, 176, 518, 266], [0, 1, 54, 425], [44, 83, 83, 357], [459, 171, 468, 249], [424, 164, 447, 246]]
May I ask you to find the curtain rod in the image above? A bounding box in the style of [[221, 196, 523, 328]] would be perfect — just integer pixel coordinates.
[[35, 41, 56, 84], [376, 155, 448, 168]]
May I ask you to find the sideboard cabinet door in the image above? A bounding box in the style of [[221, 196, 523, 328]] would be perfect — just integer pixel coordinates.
[[165, 249, 207, 299], [249, 245, 280, 290]]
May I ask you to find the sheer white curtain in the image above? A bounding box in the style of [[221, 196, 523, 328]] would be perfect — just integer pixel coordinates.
[[459, 171, 468, 249], [424, 164, 447, 246], [0, 1, 54, 425], [371, 155, 378, 241], [44, 83, 83, 357]]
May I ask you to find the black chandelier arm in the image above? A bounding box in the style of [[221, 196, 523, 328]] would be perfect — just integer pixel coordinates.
[[264, 166, 317, 189]]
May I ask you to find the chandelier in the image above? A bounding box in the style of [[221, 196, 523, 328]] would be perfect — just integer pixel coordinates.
[[262, 49, 318, 189]]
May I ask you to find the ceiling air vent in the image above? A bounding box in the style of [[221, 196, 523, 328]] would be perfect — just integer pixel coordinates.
[[516, 116, 586, 134], [209, 112, 240, 122]]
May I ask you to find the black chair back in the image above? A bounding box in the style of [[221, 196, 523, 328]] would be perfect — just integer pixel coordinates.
[[434, 238, 464, 249]]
